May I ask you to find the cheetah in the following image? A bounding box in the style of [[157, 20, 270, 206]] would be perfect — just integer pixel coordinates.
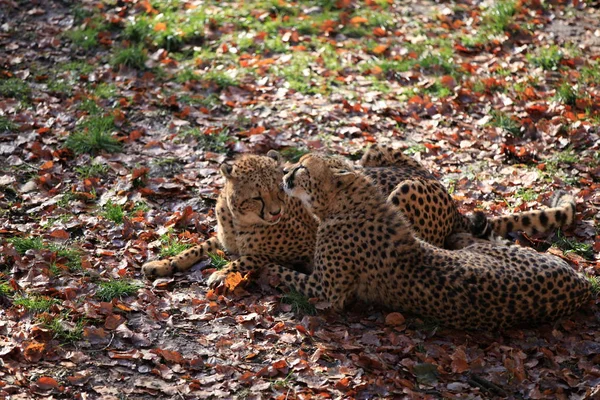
[[142, 146, 576, 280], [270, 154, 592, 329]]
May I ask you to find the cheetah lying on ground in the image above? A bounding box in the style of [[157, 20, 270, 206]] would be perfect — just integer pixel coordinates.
[[142, 146, 576, 281], [270, 154, 592, 329]]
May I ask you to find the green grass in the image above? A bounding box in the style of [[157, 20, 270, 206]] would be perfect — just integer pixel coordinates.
[[0, 281, 13, 296], [281, 290, 316, 315], [65, 115, 122, 155], [208, 253, 229, 270], [8, 236, 44, 254], [527, 46, 563, 70], [13, 295, 59, 313], [60, 61, 95, 75], [102, 200, 125, 224], [42, 313, 85, 343], [47, 79, 73, 97], [515, 188, 537, 202], [403, 144, 427, 156], [93, 83, 117, 99], [159, 233, 193, 258], [123, 18, 152, 43], [66, 28, 100, 50], [204, 70, 239, 89], [75, 163, 110, 178], [0, 78, 31, 100], [489, 110, 521, 136], [423, 80, 452, 98], [280, 147, 310, 163], [78, 98, 102, 114], [181, 128, 231, 153], [0, 116, 17, 132], [111, 45, 148, 69], [96, 280, 141, 301], [587, 275, 600, 296], [554, 232, 594, 260], [50, 245, 82, 272], [483, 0, 518, 33], [555, 82, 578, 106]]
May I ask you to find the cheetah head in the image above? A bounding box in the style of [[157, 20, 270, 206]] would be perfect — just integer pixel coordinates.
[[220, 151, 286, 226], [282, 154, 357, 217]]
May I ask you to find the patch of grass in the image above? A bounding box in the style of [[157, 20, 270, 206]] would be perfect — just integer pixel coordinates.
[[483, 0, 517, 33], [555, 82, 578, 106], [0, 281, 13, 296], [60, 61, 95, 75], [554, 231, 594, 260], [8, 236, 44, 255], [66, 28, 100, 50], [75, 163, 110, 179], [0, 116, 17, 132], [124, 17, 152, 43], [423, 80, 452, 98], [281, 290, 316, 315], [0, 78, 31, 100], [587, 275, 600, 296], [404, 144, 427, 156], [111, 45, 148, 69], [159, 233, 193, 258], [96, 279, 141, 301], [78, 98, 102, 114], [93, 83, 117, 99], [181, 128, 230, 153], [102, 200, 125, 224], [13, 295, 59, 313], [204, 70, 239, 88], [280, 147, 310, 163], [489, 110, 521, 136], [49, 244, 82, 272], [47, 79, 73, 97], [208, 253, 228, 270], [515, 188, 537, 202], [42, 313, 85, 343], [527, 46, 563, 70], [65, 115, 122, 155]]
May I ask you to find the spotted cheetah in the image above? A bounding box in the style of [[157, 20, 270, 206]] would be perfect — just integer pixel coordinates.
[[270, 154, 592, 329], [142, 146, 576, 280]]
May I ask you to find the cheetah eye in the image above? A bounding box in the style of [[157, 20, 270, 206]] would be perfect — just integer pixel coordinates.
[[252, 196, 262, 201]]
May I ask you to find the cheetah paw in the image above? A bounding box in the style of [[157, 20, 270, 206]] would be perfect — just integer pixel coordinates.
[[206, 270, 228, 288]]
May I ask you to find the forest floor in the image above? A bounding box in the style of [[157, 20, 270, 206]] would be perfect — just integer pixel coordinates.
[[1, 0, 600, 398]]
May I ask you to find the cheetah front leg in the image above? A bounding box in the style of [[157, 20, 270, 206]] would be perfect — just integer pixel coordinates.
[[207, 255, 282, 288], [269, 265, 352, 310], [142, 236, 222, 277]]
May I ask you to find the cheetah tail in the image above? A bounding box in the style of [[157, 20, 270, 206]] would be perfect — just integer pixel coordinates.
[[487, 190, 576, 238]]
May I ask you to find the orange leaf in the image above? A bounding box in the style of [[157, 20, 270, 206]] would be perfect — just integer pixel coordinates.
[[154, 22, 167, 32], [450, 347, 470, 373], [385, 312, 405, 326], [372, 44, 388, 55], [24, 342, 45, 362], [373, 27, 387, 37], [36, 376, 59, 390], [225, 272, 244, 291], [129, 130, 143, 141], [49, 229, 70, 239], [132, 167, 149, 181], [350, 16, 368, 25], [440, 75, 457, 89], [37, 127, 50, 134], [40, 160, 54, 170]]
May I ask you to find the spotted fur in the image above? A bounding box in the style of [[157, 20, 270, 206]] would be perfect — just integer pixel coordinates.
[[271, 155, 591, 329], [142, 146, 576, 279]]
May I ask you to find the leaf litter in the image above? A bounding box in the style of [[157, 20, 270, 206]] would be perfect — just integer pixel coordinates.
[[0, 0, 600, 398]]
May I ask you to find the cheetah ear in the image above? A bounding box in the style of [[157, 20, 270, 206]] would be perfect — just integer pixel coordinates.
[[266, 150, 281, 164], [220, 164, 235, 180], [332, 169, 356, 189]]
